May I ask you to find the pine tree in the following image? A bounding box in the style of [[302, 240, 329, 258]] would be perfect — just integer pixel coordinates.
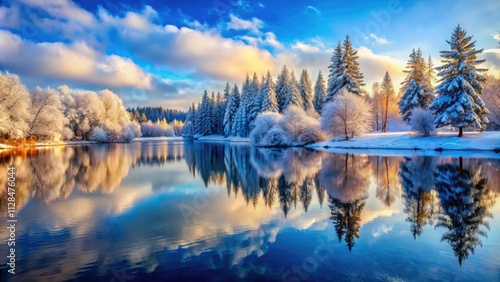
[[276, 65, 291, 112], [299, 69, 314, 111], [261, 70, 279, 112], [248, 72, 262, 126], [429, 25, 489, 137], [398, 49, 435, 123], [284, 71, 303, 110], [313, 70, 326, 114], [380, 71, 395, 132], [326, 42, 344, 103], [182, 103, 196, 137], [234, 103, 247, 137], [326, 37, 366, 102], [200, 90, 213, 135], [223, 84, 240, 136], [426, 55, 436, 89]]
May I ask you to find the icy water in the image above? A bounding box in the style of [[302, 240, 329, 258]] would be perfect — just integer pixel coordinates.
[[1, 141, 499, 282]]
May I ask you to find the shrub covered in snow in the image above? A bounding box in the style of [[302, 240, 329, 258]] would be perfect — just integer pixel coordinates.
[[141, 120, 176, 137], [91, 126, 109, 142], [410, 108, 436, 136], [321, 90, 372, 140], [251, 106, 325, 147], [250, 112, 283, 145]]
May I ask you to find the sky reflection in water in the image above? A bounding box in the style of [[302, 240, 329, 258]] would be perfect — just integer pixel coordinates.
[[0, 141, 499, 281]]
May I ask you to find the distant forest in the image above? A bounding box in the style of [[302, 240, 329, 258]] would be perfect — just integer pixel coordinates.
[[128, 107, 187, 123]]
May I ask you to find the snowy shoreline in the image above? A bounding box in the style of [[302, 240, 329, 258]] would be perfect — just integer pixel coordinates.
[[308, 131, 500, 153]]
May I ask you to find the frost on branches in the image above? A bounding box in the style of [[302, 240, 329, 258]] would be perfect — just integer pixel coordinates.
[[428, 25, 489, 137], [321, 90, 372, 140], [398, 48, 434, 123]]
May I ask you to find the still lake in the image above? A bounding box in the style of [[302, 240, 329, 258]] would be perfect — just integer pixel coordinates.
[[0, 141, 499, 282]]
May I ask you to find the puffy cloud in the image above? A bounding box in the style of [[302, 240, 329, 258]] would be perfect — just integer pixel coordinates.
[[227, 14, 263, 33], [369, 34, 389, 45], [0, 30, 152, 89], [481, 48, 500, 77]]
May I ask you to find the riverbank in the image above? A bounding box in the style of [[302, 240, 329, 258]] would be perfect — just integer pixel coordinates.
[[308, 131, 500, 152], [192, 135, 250, 143]]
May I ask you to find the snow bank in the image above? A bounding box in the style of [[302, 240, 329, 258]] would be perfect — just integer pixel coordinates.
[[191, 135, 250, 143], [309, 131, 500, 153]]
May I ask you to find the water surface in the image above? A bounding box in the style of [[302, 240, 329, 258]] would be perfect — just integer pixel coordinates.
[[0, 141, 499, 281]]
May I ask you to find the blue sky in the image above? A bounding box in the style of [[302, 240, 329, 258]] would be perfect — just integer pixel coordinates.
[[0, 0, 499, 110]]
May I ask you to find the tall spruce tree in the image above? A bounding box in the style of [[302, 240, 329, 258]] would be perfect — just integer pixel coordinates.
[[299, 69, 314, 111], [261, 70, 279, 112], [429, 25, 489, 137], [284, 71, 303, 109], [326, 42, 344, 103], [276, 65, 291, 112], [313, 71, 326, 113], [200, 90, 213, 135], [380, 71, 395, 132], [398, 49, 435, 123], [223, 84, 240, 136]]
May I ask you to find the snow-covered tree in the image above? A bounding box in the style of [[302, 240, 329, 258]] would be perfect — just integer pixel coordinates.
[[249, 112, 282, 145], [313, 71, 326, 114], [426, 55, 436, 89], [0, 71, 31, 139], [482, 74, 500, 130], [199, 90, 213, 135], [299, 69, 314, 111], [284, 71, 303, 110], [326, 37, 366, 102], [223, 85, 240, 136], [429, 25, 489, 137], [28, 87, 69, 140], [370, 82, 383, 131], [398, 48, 435, 123], [410, 108, 436, 136], [380, 71, 395, 132], [182, 104, 196, 137], [321, 90, 372, 140], [234, 102, 247, 137], [248, 72, 263, 127], [326, 43, 344, 103], [276, 65, 291, 112], [261, 70, 279, 113]]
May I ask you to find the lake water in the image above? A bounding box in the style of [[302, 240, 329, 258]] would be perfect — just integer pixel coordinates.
[[1, 141, 499, 282]]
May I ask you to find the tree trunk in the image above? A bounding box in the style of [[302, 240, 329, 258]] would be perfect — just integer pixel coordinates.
[[458, 126, 463, 137]]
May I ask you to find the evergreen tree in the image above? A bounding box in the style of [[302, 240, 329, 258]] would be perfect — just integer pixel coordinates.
[[276, 65, 291, 112], [261, 70, 279, 112], [194, 102, 202, 134], [299, 69, 314, 111], [380, 71, 395, 132], [398, 49, 435, 123], [284, 71, 303, 109], [429, 25, 489, 137], [248, 72, 263, 126], [426, 55, 436, 89], [182, 104, 196, 137], [326, 42, 344, 103], [234, 103, 247, 137], [200, 90, 213, 135], [326, 37, 366, 102], [223, 84, 240, 136], [313, 70, 326, 114]]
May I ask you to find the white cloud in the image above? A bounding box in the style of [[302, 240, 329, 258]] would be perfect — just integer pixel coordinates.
[[492, 32, 500, 41], [306, 5, 321, 15], [227, 14, 263, 33], [373, 225, 394, 238], [369, 34, 389, 45], [481, 48, 500, 77], [292, 41, 321, 52], [0, 30, 153, 89]]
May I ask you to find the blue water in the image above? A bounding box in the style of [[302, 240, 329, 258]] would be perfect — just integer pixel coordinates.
[[0, 141, 499, 281]]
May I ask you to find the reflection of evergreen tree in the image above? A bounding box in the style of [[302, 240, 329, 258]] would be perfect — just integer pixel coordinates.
[[314, 175, 326, 208], [278, 175, 294, 217], [300, 177, 314, 212], [399, 156, 438, 239], [328, 196, 365, 251], [435, 157, 495, 265], [373, 156, 401, 207]]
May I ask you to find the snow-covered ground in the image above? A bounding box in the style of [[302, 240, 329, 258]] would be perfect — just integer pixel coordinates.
[[309, 131, 500, 153], [195, 134, 250, 143]]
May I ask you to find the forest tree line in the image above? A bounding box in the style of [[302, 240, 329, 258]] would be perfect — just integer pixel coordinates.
[[182, 25, 499, 144]]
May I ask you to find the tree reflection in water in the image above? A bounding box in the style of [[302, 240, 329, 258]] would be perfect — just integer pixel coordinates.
[[0, 143, 498, 265]]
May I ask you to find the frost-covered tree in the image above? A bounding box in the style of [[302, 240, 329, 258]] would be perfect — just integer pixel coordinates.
[[223, 84, 240, 136], [326, 43, 344, 103], [182, 104, 196, 137], [426, 55, 436, 89], [299, 69, 313, 111], [199, 90, 213, 135], [248, 73, 263, 127], [370, 82, 383, 131], [28, 87, 69, 140], [284, 71, 303, 110], [313, 71, 326, 114], [261, 70, 279, 113], [321, 90, 373, 140], [380, 71, 395, 132], [0, 71, 31, 139], [398, 49, 435, 123], [482, 74, 500, 130], [234, 102, 247, 137], [276, 65, 291, 112], [326, 37, 366, 102], [429, 25, 489, 137], [410, 108, 436, 136]]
